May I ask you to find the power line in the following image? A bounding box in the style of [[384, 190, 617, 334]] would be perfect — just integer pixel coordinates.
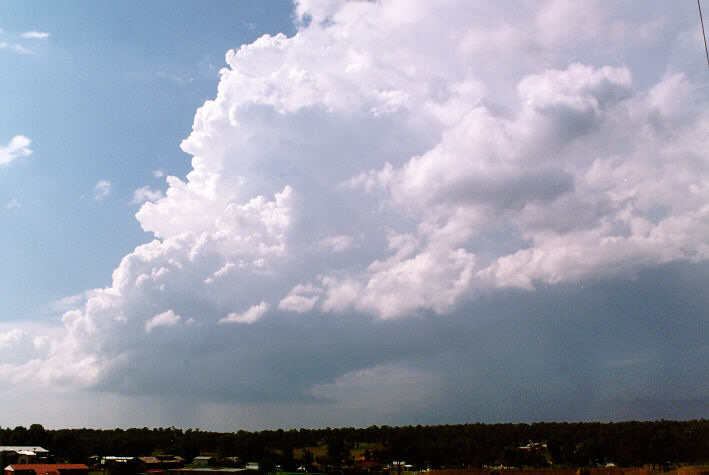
[[700, 0, 709, 69]]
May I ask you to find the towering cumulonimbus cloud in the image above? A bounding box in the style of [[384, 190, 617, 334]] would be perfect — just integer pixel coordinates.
[[2, 0, 709, 420]]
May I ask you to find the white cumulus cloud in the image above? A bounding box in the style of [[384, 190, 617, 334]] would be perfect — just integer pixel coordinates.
[[278, 284, 322, 313], [0, 135, 32, 166], [0, 328, 27, 348], [145, 310, 181, 333], [219, 301, 270, 324]]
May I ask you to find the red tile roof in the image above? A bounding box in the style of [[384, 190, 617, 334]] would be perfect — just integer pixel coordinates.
[[6, 464, 89, 473]]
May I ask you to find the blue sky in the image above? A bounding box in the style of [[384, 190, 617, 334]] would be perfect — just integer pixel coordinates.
[[1, 0, 709, 431], [0, 1, 295, 320]]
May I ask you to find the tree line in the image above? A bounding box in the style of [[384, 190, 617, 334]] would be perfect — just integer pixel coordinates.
[[2, 420, 709, 470]]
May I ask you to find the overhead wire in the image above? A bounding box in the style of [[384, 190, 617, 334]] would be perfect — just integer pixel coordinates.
[[700, 0, 709, 69]]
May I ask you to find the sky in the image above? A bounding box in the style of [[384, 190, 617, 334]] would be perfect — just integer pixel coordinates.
[[1, 0, 709, 431]]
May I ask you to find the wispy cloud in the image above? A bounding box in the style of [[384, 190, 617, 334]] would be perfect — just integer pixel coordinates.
[[5, 198, 21, 210], [0, 135, 32, 166], [156, 71, 194, 83], [21, 31, 50, 39], [0, 30, 49, 54], [131, 186, 163, 204], [93, 180, 112, 201], [10, 44, 34, 54]]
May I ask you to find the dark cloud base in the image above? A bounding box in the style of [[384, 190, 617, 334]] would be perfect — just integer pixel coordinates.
[[96, 261, 709, 427]]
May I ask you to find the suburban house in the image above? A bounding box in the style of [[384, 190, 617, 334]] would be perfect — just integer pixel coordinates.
[[154, 455, 185, 470], [191, 457, 216, 467], [95, 455, 185, 475], [219, 457, 240, 468], [4, 464, 89, 475], [0, 447, 50, 465], [131, 455, 185, 473], [99, 456, 135, 475]]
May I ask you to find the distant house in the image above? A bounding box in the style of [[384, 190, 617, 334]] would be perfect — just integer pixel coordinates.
[[101, 457, 135, 467], [100, 456, 136, 475], [4, 464, 88, 475], [518, 441, 547, 451], [131, 455, 184, 473], [171, 470, 246, 475], [219, 457, 240, 468], [350, 461, 384, 472], [155, 455, 184, 470], [0, 447, 50, 465], [133, 456, 163, 473], [191, 457, 216, 467], [391, 461, 412, 470]]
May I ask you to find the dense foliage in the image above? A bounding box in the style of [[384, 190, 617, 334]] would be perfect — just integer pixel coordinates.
[[2, 420, 709, 470]]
